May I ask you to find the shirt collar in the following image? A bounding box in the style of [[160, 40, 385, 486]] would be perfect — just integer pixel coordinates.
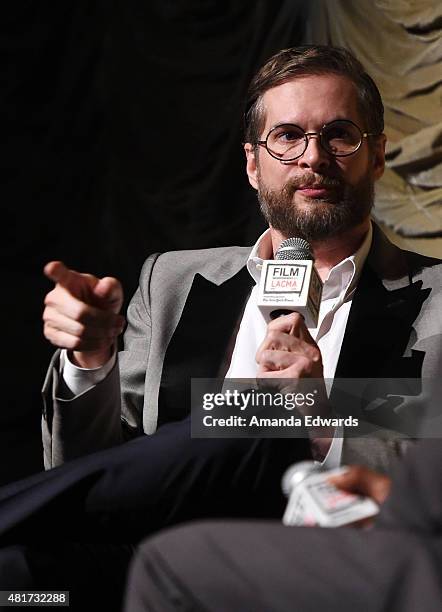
[[247, 229, 273, 283], [323, 221, 372, 302], [246, 223, 373, 301]]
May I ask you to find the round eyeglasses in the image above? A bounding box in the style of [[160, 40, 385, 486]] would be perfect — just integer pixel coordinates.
[[257, 119, 378, 162]]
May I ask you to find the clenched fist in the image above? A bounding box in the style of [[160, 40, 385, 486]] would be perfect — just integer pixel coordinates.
[[256, 312, 333, 458], [43, 261, 125, 368]]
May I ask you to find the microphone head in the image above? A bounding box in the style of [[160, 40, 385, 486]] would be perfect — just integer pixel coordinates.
[[276, 237, 313, 261]]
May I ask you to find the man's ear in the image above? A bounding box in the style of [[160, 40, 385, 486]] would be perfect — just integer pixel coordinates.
[[244, 143, 258, 190], [372, 134, 386, 181]]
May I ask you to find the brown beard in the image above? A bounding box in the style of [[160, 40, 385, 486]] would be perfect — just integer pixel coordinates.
[[257, 172, 374, 241]]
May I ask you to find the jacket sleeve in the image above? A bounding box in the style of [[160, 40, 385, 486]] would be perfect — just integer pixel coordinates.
[[342, 257, 442, 474], [41, 254, 159, 469]]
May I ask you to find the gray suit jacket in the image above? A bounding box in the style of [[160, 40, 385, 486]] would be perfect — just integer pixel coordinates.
[[42, 224, 442, 471]]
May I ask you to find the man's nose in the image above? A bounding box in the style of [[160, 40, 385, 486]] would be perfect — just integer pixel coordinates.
[[297, 134, 330, 172]]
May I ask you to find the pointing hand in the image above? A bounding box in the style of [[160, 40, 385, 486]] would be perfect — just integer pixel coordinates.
[[43, 261, 125, 368]]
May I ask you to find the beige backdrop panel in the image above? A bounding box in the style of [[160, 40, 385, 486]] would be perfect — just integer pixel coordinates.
[[306, 0, 442, 257]]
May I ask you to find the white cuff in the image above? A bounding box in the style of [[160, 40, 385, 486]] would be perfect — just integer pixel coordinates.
[[59, 348, 116, 397]]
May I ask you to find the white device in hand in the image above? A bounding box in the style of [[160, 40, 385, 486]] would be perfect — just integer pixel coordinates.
[[282, 461, 379, 528]]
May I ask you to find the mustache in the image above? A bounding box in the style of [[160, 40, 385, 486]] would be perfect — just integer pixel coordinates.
[[284, 174, 343, 194]]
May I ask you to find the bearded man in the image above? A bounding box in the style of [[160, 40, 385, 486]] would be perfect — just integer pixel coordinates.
[[41, 44, 441, 471], [0, 44, 440, 609]]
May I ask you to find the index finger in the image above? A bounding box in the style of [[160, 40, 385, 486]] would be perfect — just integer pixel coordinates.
[[44, 261, 74, 287], [269, 312, 315, 344]]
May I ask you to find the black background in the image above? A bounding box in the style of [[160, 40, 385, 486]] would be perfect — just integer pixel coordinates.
[[2, 1, 307, 483]]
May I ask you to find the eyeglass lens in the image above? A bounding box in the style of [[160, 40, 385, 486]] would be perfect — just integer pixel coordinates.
[[266, 120, 362, 160]]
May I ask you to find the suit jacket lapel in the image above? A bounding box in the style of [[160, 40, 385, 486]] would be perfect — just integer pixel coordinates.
[[158, 250, 253, 426], [334, 224, 430, 379]]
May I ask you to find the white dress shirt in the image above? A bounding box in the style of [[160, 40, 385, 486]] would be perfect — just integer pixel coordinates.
[[226, 225, 373, 468], [61, 225, 373, 468]]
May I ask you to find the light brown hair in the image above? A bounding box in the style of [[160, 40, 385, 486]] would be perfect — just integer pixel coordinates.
[[244, 45, 384, 145]]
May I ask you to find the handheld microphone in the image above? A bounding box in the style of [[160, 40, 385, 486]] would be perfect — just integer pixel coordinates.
[[257, 237, 323, 327]]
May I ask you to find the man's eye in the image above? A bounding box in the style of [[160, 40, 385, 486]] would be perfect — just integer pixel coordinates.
[[276, 130, 303, 142], [327, 128, 348, 140], [326, 127, 355, 142]]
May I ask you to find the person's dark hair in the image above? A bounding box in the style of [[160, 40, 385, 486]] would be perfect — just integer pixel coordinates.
[[244, 45, 384, 145]]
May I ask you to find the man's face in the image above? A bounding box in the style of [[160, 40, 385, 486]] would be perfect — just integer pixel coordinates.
[[244, 74, 386, 241]]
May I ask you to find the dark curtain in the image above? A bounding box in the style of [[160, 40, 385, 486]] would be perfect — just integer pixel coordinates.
[[2, 1, 308, 484]]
